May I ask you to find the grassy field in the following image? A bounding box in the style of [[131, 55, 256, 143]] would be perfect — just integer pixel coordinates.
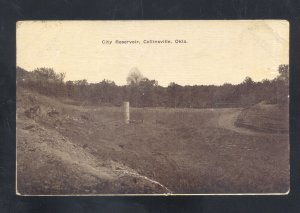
[[16, 89, 289, 194]]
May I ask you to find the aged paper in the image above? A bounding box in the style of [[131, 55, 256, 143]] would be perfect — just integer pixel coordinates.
[[16, 20, 289, 195]]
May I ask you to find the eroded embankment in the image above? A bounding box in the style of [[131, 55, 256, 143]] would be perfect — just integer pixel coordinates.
[[17, 90, 171, 195], [216, 105, 288, 136], [234, 103, 288, 134]]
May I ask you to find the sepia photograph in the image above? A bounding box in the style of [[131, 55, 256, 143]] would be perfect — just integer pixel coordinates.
[[16, 20, 289, 195]]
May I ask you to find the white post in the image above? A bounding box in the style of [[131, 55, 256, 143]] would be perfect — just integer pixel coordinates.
[[124, 101, 130, 124]]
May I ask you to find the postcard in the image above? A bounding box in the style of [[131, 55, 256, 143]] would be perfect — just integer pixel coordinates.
[[16, 20, 289, 195]]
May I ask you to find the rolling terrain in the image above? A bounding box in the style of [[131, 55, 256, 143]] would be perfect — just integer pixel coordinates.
[[16, 89, 289, 194]]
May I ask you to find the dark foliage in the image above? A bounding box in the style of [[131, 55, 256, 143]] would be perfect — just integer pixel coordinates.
[[17, 65, 289, 108]]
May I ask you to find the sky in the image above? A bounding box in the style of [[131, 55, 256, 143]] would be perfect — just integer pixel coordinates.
[[17, 20, 289, 86]]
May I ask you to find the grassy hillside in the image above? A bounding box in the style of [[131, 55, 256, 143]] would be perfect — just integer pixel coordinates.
[[17, 88, 289, 194], [17, 89, 170, 194]]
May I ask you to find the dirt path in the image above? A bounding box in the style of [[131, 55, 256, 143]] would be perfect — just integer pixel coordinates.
[[217, 109, 258, 135]]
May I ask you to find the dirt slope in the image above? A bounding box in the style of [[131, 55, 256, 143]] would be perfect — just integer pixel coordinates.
[[17, 90, 170, 195]]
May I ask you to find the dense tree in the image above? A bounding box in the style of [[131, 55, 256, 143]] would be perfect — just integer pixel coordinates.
[[32, 67, 65, 82], [276, 64, 289, 104], [17, 64, 289, 108], [126, 67, 143, 85], [139, 78, 158, 107], [278, 64, 289, 82], [167, 82, 181, 108], [126, 68, 143, 107]]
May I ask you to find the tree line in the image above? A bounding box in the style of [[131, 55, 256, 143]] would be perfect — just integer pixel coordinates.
[[17, 65, 289, 108]]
